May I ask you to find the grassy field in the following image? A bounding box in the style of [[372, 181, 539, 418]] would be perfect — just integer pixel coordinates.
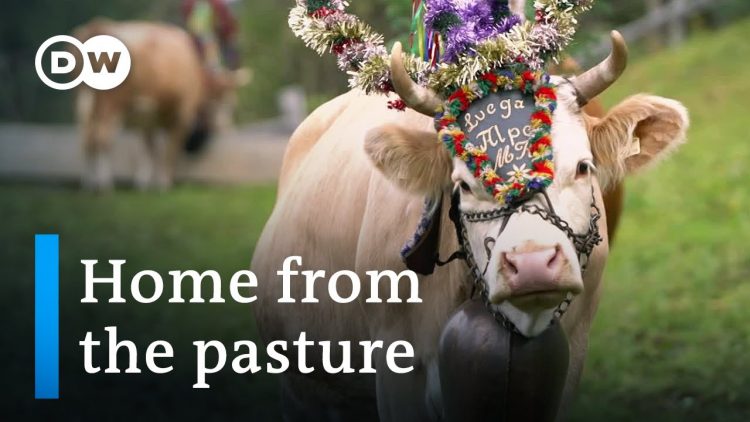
[[571, 18, 750, 421], [2, 18, 750, 421], [0, 185, 281, 420]]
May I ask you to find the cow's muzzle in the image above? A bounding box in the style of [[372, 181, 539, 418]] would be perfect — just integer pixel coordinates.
[[490, 242, 583, 309]]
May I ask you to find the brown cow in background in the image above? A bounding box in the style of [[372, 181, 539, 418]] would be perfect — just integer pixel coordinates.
[[74, 19, 250, 191]]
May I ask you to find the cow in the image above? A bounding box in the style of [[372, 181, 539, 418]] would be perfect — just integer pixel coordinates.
[[251, 32, 688, 421], [73, 19, 250, 191]]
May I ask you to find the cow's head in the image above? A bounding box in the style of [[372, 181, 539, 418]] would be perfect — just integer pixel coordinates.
[[204, 67, 253, 130], [365, 33, 688, 337], [184, 67, 253, 153]]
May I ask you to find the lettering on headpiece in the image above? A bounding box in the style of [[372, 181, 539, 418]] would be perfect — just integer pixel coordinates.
[[459, 90, 536, 177]]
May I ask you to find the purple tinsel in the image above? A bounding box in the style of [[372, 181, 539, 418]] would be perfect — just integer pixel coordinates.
[[426, 0, 523, 63], [497, 14, 522, 33]]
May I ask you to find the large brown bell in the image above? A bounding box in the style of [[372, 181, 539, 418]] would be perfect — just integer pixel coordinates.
[[438, 299, 569, 421]]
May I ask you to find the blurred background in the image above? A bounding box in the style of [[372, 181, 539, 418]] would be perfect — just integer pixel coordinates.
[[1, 0, 749, 420]]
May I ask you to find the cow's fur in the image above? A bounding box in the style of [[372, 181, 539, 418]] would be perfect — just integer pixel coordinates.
[[365, 125, 452, 197], [586, 95, 689, 190]]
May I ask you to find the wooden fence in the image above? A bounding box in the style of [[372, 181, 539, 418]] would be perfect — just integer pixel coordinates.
[[579, 0, 714, 65]]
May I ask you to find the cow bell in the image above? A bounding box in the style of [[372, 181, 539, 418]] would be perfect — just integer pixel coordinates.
[[438, 299, 569, 422]]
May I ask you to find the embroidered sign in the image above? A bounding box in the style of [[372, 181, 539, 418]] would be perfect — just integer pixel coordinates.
[[458, 91, 536, 187], [435, 67, 557, 206]]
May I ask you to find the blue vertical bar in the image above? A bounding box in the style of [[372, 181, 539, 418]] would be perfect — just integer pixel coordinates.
[[35, 234, 59, 399]]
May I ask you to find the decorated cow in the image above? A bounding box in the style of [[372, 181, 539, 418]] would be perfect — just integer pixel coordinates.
[[252, 0, 688, 420]]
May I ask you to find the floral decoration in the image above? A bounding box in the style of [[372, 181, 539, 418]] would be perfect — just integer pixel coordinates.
[[435, 65, 556, 205], [289, 0, 593, 96]]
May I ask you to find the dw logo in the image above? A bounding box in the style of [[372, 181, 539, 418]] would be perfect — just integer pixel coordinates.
[[35, 35, 131, 91]]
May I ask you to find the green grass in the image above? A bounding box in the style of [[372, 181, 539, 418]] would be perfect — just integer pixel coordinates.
[[3, 18, 750, 421], [0, 185, 280, 420], [569, 18, 750, 421]]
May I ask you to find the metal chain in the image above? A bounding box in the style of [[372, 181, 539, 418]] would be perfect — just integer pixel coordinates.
[[457, 213, 522, 333], [453, 187, 603, 334]]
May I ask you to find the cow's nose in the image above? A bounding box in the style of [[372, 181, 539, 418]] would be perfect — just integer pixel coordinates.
[[502, 245, 567, 298]]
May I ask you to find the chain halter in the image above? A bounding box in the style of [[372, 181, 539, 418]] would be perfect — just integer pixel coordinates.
[[440, 185, 603, 334]]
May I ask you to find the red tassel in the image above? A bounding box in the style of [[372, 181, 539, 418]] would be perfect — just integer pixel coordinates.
[[387, 99, 407, 111], [532, 110, 552, 126], [536, 86, 556, 101], [430, 33, 441, 66], [310, 7, 337, 18]]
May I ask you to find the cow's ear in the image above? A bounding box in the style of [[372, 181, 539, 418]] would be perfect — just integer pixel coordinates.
[[365, 124, 452, 197], [588, 95, 689, 190]]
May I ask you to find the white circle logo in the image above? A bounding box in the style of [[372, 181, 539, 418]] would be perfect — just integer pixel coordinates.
[[35, 35, 131, 91]]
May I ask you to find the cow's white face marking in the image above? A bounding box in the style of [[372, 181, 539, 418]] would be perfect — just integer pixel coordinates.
[[452, 79, 600, 337]]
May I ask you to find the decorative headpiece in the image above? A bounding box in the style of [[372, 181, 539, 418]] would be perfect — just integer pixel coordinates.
[[290, 0, 592, 94], [290, 0, 626, 205]]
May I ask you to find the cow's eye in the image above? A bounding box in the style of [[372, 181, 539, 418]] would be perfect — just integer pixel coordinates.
[[576, 160, 595, 178], [459, 181, 472, 193]]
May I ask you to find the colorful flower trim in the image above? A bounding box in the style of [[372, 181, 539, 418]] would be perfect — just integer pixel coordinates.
[[289, 0, 593, 97], [435, 66, 557, 205]]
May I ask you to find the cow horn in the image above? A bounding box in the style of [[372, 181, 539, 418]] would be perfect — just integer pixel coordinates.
[[572, 31, 629, 107], [390, 42, 442, 116]]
